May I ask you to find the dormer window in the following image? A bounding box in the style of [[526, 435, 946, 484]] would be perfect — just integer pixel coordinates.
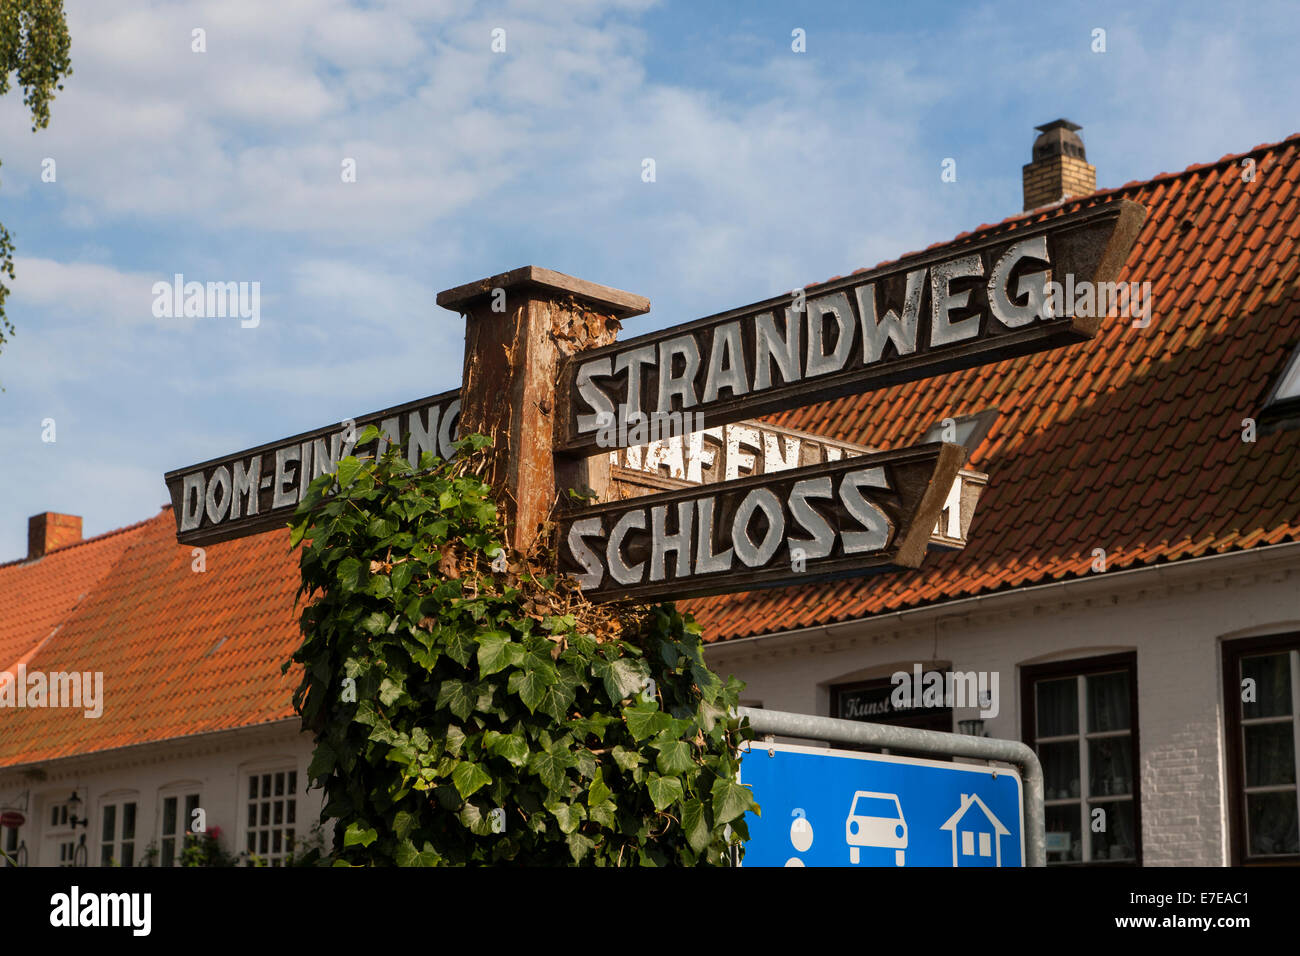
[[1260, 344, 1300, 433]]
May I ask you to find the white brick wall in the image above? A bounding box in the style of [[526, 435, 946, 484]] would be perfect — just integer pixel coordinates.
[[706, 554, 1300, 866]]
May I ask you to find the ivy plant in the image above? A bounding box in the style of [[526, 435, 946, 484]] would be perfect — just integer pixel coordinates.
[[285, 429, 757, 865]]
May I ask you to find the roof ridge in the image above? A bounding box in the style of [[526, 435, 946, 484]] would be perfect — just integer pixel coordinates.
[[823, 128, 1300, 285], [0, 510, 159, 571]]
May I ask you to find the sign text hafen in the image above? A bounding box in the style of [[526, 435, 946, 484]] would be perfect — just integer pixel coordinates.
[[609, 419, 989, 550], [559, 442, 965, 603], [559, 201, 1144, 453], [164, 390, 460, 546]]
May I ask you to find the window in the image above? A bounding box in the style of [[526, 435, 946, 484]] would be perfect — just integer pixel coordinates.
[[44, 798, 78, 867], [100, 799, 138, 867], [832, 671, 954, 761], [245, 769, 297, 866], [1223, 633, 1300, 864], [1021, 653, 1140, 865], [3, 825, 18, 866], [1260, 344, 1300, 432], [159, 791, 201, 867]]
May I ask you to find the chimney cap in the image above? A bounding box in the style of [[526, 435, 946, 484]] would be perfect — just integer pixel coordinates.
[[1031, 118, 1087, 162], [1034, 118, 1082, 133]]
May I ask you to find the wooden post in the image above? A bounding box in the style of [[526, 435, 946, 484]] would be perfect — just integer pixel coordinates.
[[437, 266, 649, 554]]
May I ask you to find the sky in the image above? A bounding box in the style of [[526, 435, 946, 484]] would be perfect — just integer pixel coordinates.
[[1, 0, 1298, 559]]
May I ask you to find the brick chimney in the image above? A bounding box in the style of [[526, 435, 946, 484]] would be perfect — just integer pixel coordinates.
[[1023, 119, 1096, 211], [28, 512, 82, 559]]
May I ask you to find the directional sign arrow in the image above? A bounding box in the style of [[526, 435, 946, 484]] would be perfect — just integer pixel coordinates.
[[164, 390, 461, 546], [557, 199, 1145, 453], [557, 441, 966, 603]]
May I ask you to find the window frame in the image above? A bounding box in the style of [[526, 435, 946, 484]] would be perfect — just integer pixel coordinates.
[[157, 786, 202, 868], [240, 767, 299, 867], [1221, 631, 1300, 866], [1259, 342, 1300, 433], [1020, 652, 1142, 866], [98, 794, 139, 868]]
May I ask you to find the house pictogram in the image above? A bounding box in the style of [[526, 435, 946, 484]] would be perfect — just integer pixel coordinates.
[[940, 793, 1010, 867]]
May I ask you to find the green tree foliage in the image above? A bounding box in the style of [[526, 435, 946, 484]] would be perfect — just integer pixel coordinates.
[[286, 430, 758, 865], [0, 0, 73, 358]]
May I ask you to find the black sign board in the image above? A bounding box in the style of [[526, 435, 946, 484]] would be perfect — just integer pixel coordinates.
[[557, 441, 966, 603], [164, 390, 460, 546], [557, 200, 1144, 453]]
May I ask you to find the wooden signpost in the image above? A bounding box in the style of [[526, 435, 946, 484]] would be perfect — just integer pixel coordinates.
[[163, 199, 1144, 605]]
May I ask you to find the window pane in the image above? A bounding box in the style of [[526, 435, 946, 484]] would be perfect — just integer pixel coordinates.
[[162, 797, 177, 837], [1247, 791, 1300, 856], [262, 774, 271, 798], [247, 832, 256, 854], [288, 771, 298, 792], [1245, 722, 1297, 787], [248, 777, 258, 800], [1090, 800, 1137, 862], [275, 773, 285, 796], [1045, 805, 1082, 863], [101, 844, 113, 867], [1242, 653, 1292, 719], [1087, 671, 1131, 732], [273, 830, 282, 854], [161, 838, 174, 868], [1036, 678, 1077, 737], [123, 803, 136, 841], [259, 830, 269, 854], [287, 801, 296, 825], [121, 842, 134, 867], [1040, 740, 1080, 800], [102, 805, 116, 843], [274, 801, 283, 825], [1089, 736, 1134, 797], [248, 802, 257, 828], [261, 802, 270, 826], [185, 794, 200, 822]]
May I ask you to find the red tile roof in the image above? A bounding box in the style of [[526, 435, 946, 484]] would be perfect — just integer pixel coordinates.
[[686, 133, 1300, 641], [4, 131, 1299, 764], [0, 510, 302, 768], [0, 520, 150, 679]]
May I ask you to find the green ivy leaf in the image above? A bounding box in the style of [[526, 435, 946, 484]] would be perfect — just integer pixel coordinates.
[[681, 799, 710, 854], [452, 760, 492, 799], [343, 822, 378, 848], [711, 777, 755, 825], [653, 737, 696, 776], [483, 730, 530, 768], [646, 773, 684, 811], [436, 679, 475, 721], [476, 630, 525, 677], [623, 704, 669, 741], [528, 749, 575, 792]]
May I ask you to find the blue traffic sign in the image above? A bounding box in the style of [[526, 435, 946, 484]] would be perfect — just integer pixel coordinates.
[[738, 741, 1024, 867]]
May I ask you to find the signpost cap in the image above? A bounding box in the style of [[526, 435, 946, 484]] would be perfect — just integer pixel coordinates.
[[436, 265, 650, 319]]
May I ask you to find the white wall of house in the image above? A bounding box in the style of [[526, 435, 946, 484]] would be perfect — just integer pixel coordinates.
[[704, 542, 1300, 867], [0, 720, 324, 867]]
